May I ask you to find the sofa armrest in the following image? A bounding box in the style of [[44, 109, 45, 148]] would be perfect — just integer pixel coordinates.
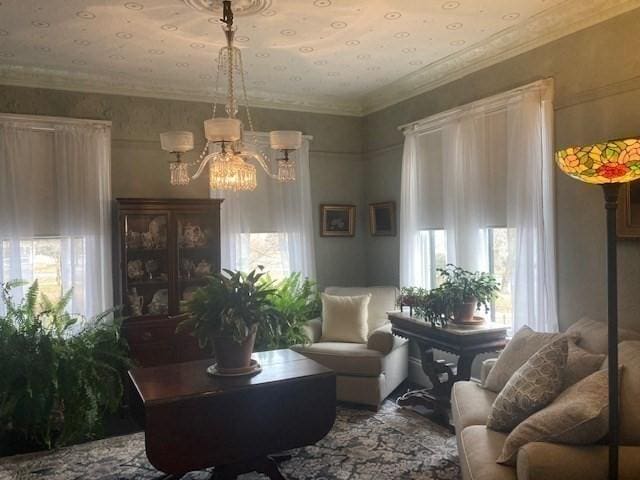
[[302, 317, 322, 343], [517, 442, 640, 480], [480, 358, 498, 385], [367, 325, 404, 355]]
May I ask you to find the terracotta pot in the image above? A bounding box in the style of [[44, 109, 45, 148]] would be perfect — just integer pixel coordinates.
[[211, 327, 257, 370], [453, 298, 477, 324]]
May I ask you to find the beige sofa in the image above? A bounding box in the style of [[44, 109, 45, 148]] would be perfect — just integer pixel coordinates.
[[293, 286, 409, 409], [452, 317, 640, 480]]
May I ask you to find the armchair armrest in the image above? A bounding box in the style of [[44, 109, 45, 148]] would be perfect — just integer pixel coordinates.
[[480, 358, 498, 386], [302, 317, 322, 344], [517, 442, 640, 480], [367, 325, 404, 355]]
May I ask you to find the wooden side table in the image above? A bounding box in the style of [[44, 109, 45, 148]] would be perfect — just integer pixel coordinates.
[[388, 312, 507, 428]]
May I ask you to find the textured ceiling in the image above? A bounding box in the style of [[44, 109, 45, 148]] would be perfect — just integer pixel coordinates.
[[0, 0, 638, 115]]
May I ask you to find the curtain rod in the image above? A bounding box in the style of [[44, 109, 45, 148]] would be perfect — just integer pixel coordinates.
[[0, 113, 112, 128], [398, 78, 554, 134]]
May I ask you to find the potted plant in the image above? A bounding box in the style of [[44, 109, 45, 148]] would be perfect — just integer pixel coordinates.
[[398, 286, 427, 317], [0, 280, 129, 455], [437, 264, 499, 324], [179, 267, 278, 372]]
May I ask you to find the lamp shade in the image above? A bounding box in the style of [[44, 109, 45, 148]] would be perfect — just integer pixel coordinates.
[[555, 138, 640, 184], [204, 118, 242, 142], [160, 131, 194, 153], [270, 130, 302, 150]]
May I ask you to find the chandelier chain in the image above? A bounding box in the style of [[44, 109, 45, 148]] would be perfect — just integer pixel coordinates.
[[236, 49, 258, 146], [211, 48, 225, 119]]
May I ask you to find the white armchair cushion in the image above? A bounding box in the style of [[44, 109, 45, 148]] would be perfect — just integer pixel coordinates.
[[324, 286, 398, 332], [320, 293, 371, 343]]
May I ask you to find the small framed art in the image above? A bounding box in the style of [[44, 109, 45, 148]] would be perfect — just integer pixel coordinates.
[[320, 204, 356, 237], [369, 201, 396, 236]]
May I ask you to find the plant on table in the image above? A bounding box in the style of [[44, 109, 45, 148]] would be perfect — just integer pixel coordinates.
[[255, 272, 320, 351], [179, 267, 279, 370], [400, 265, 499, 326], [436, 264, 499, 324], [0, 280, 130, 455]]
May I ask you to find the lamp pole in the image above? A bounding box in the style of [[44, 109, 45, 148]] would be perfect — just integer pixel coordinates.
[[602, 183, 620, 480]]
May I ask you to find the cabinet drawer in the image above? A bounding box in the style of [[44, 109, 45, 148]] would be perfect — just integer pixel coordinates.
[[129, 341, 175, 367], [124, 323, 178, 345]]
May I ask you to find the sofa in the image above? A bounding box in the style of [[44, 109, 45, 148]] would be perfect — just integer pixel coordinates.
[[292, 286, 409, 409], [452, 317, 640, 480]]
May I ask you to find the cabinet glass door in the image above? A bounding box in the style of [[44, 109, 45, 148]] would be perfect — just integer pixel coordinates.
[[122, 213, 169, 317], [176, 212, 219, 313]]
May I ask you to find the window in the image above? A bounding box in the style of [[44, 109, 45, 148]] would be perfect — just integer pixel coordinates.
[[417, 227, 515, 326], [239, 233, 290, 280], [418, 230, 448, 287], [2, 237, 86, 307], [487, 228, 514, 326], [212, 133, 315, 281], [0, 115, 112, 318]]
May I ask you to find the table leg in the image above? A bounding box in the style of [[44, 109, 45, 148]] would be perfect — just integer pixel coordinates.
[[210, 456, 290, 480], [255, 456, 288, 480], [455, 353, 476, 382], [396, 343, 479, 432]]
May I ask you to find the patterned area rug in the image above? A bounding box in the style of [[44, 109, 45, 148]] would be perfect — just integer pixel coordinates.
[[0, 401, 460, 480]]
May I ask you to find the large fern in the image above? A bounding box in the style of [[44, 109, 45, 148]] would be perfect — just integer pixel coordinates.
[[0, 281, 130, 454], [255, 272, 321, 351]]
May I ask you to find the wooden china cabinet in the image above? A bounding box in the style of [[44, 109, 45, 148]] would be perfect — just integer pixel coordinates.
[[114, 198, 222, 367]]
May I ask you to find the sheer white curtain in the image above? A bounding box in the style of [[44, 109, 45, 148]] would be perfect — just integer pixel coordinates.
[[399, 79, 558, 332], [506, 87, 557, 332], [0, 115, 112, 318], [211, 133, 316, 280]]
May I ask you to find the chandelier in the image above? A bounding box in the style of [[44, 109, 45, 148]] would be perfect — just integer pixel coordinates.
[[159, 0, 302, 191]]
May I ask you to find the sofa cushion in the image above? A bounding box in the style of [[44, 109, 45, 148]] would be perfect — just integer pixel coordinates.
[[320, 293, 370, 343], [292, 342, 385, 377], [498, 368, 613, 466], [566, 317, 640, 354], [452, 381, 498, 431], [619, 341, 640, 444], [564, 340, 606, 389], [325, 286, 398, 332], [483, 326, 566, 393], [458, 426, 515, 480], [487, 337, 568, 432]]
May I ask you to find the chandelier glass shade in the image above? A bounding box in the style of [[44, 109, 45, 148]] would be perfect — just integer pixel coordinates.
[[160, 1, 302, 191]]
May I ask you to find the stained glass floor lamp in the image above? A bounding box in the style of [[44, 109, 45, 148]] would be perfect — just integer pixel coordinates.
[[556, 138, 640, 480]]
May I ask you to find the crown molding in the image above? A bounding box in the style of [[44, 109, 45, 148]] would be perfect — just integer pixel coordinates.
[[360, 0, 640, 115], [0, 64, 363, 117], [1, 0, 638, 118]]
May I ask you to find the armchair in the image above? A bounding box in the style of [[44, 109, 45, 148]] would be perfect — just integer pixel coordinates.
[[293, 286, 409, 409]]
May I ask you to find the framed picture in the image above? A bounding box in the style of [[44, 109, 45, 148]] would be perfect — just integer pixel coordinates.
[[369, 202, 396, 236], [320, 204, 355, 237], [617, 181, 640, 237]]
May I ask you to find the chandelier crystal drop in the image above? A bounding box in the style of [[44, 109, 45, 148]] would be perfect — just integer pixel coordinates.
[[159, 0, 302, 190]]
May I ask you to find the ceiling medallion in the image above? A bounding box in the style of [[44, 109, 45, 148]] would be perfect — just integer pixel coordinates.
[[182, 0, 272, 17]]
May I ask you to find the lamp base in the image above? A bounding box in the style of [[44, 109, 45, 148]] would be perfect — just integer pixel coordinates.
[[602, 183, 620, 480]]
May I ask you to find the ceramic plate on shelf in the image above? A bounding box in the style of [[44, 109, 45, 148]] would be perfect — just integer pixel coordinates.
[[148, 288, 168, 315], [148, 216, 167, 248]]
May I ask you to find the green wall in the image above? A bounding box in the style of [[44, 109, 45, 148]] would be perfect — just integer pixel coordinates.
[[362, 7, 640, 332], [2, 7, 640, 332], [0, 86, 367, 289]]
